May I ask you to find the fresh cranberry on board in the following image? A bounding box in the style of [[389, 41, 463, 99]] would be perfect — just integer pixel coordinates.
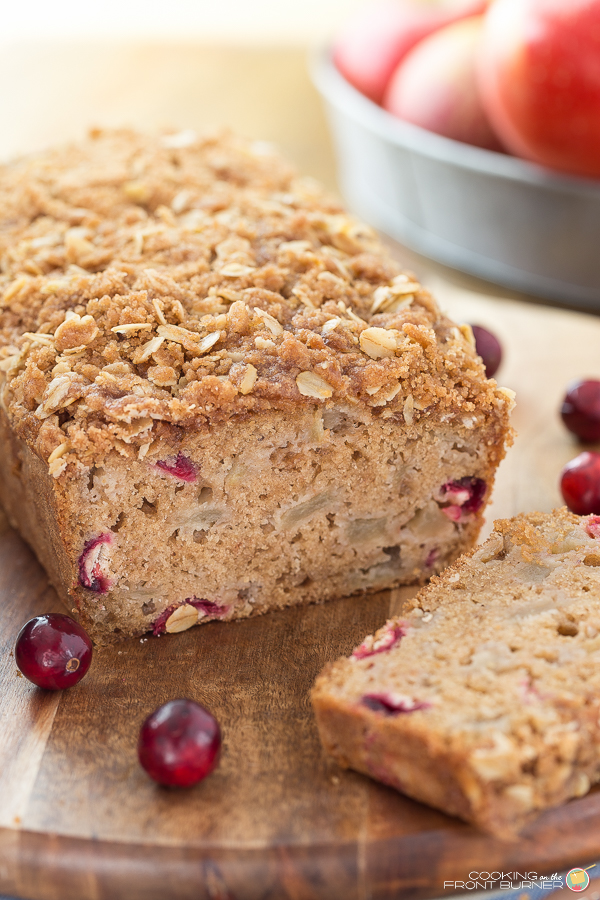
[[470, 324, 502, 378], [560, 451, 600, 516], [138, 698, 221, 787], [478, 0, 600, 179], [15, 614, 93, 690], [561, 380, 600, 443], [333, 0, 488, 105]]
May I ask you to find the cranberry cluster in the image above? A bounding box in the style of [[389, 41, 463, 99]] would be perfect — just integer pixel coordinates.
[[15, 614, 221, 788], [361, 692, 431, 715]]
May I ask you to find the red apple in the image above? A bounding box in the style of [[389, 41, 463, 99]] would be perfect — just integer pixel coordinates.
[[333, 0, 489, 105], [383, 16, 504, 149], [478, 0, 600, 179]]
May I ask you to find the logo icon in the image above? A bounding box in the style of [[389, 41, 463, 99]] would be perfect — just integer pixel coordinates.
[[566, 868, 591, 892]]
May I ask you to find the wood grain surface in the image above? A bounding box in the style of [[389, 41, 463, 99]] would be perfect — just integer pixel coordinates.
[[1, 40, 600, 900]]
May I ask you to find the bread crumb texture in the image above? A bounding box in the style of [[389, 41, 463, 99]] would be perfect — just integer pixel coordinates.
[[0, 129, 513, 474], [312, 508, 600, 839]]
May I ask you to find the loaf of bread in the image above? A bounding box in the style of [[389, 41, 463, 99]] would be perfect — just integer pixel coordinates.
[[0, 129, 513, 643], [312, 508, 600, 839]]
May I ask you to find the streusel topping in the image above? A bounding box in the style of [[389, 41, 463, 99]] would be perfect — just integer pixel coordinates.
[[0, 129, 512, 471]]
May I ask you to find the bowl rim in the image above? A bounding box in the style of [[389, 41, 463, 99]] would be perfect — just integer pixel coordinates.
[[311, 45, 600, 198]]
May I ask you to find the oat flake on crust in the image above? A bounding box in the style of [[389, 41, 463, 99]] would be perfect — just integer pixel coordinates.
[[0, 129, 512, 472]]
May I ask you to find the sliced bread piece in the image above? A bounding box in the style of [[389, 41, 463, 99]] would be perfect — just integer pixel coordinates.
[[312, 508, 600, 839]]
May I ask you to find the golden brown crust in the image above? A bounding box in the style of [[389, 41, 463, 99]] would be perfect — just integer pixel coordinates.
[[0, 128, 514, 475]]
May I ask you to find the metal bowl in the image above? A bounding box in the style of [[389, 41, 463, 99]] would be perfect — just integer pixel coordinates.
[[312, 47, 600, 309]]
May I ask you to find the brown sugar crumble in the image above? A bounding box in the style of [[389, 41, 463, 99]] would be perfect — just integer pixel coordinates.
[[0, 128, 510, 474]]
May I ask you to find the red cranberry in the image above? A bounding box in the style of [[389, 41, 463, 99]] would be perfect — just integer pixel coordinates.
[[561, 379, 600, 443], [191, 597, 230, 618], [138, 698, 221, 787], [152, 598, 230, 636], [15, 614, 93, 690], [586, 516, 600, 539], [438, 476, 487, 522], [78, 533, 112, 593], [425, 548, 439, 568], [155, 453, 198, 483], [352, 621, 409, 660], [470, 325, 502, 378], [361, 692, 430, 715], [560, 451, 600, 516]]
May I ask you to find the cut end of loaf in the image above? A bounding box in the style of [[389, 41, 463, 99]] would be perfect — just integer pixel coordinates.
[[1, 398, 506, 643]]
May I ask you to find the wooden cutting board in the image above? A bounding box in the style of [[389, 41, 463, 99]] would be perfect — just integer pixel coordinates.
[[2, 261, 600, 900], [2, 40, 600, 900]]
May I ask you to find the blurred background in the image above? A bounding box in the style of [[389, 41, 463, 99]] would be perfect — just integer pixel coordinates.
[[0, 0, 358, 180], [2, 0, 363, 42]]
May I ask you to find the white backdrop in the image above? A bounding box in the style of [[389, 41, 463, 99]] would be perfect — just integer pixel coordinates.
[[1, 0, 365, 42]]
